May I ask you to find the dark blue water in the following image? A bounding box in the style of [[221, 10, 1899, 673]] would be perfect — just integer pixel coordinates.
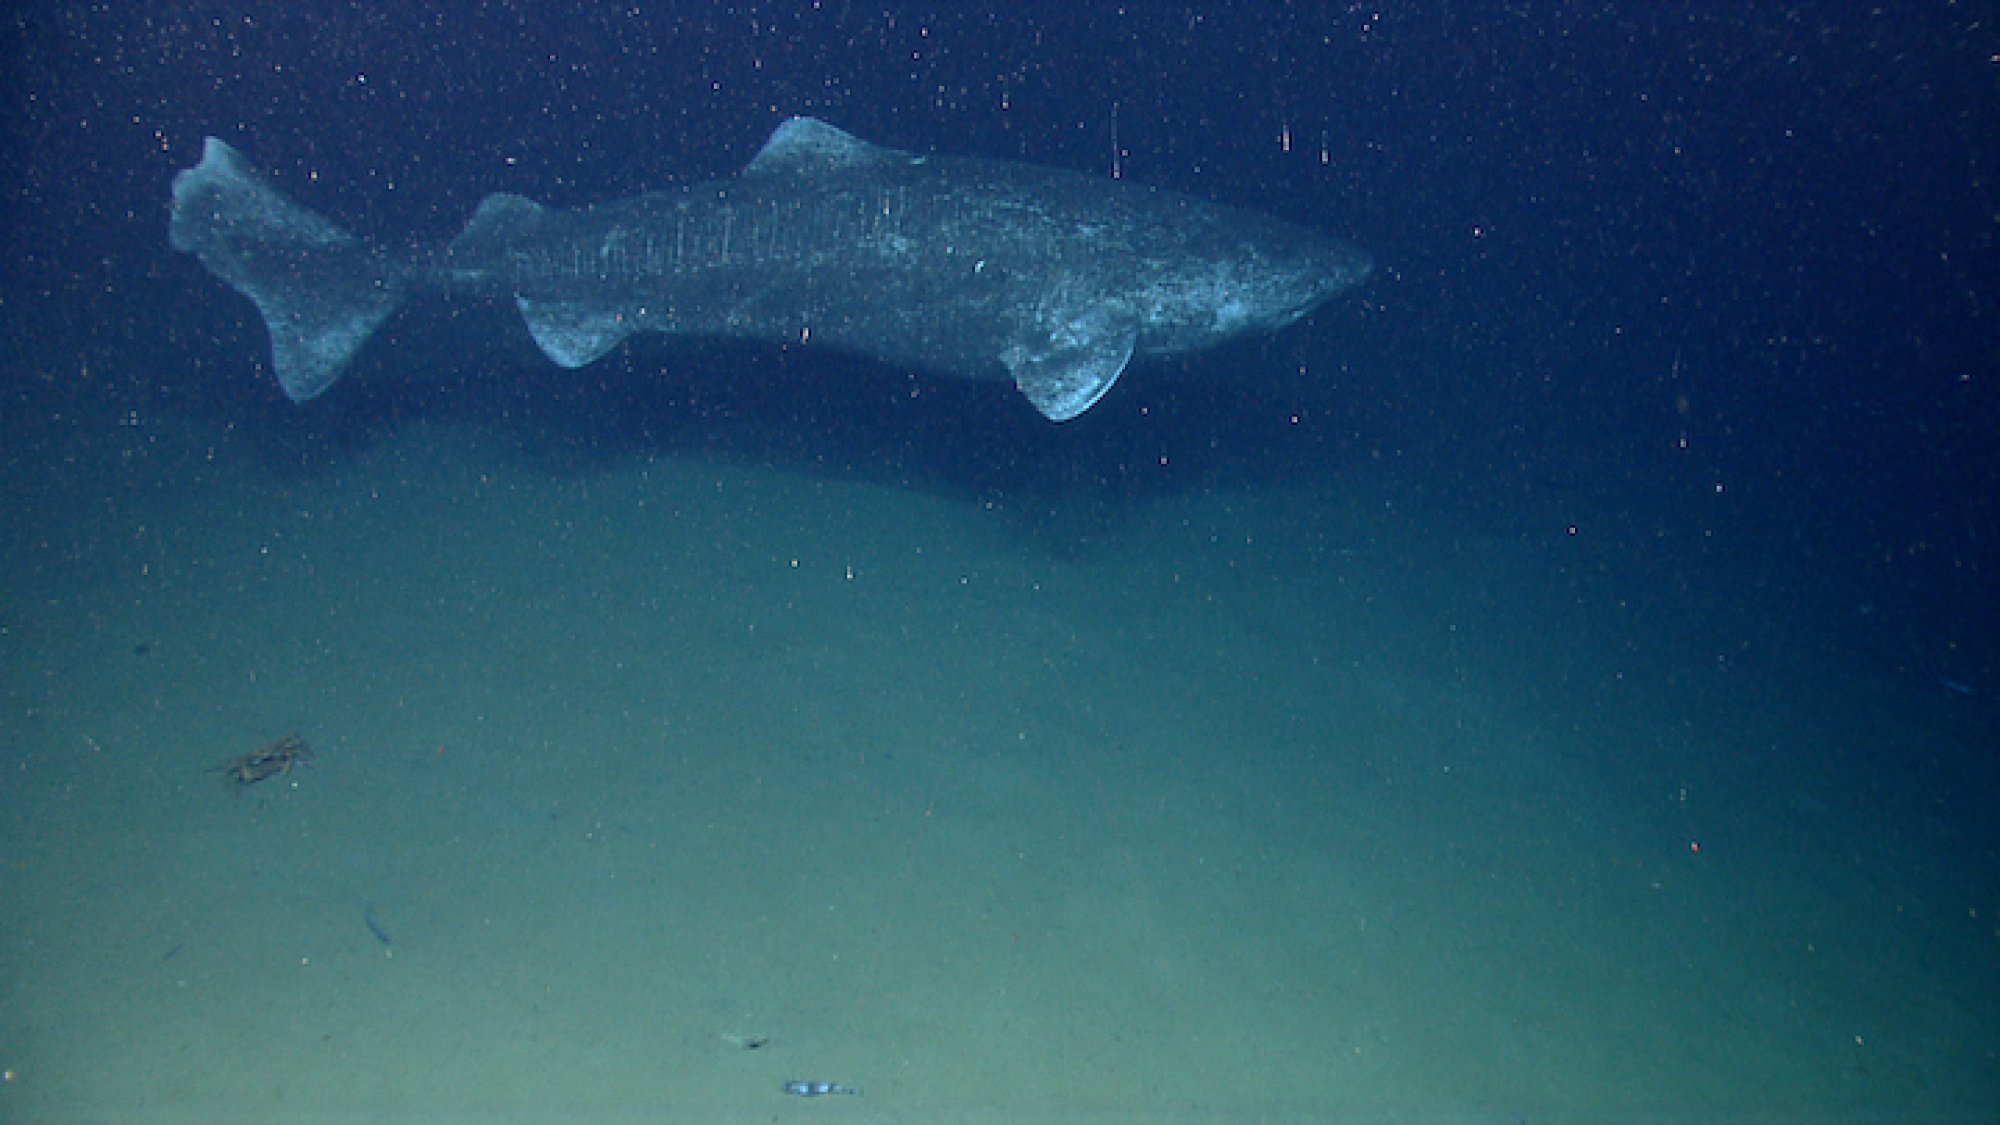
[[9, 4, 1991, 662]]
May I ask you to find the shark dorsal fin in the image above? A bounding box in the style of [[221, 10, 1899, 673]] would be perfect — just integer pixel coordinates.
[[745, 117, 914, 178]]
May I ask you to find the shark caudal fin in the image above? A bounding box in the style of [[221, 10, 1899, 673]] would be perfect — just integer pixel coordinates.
[[169, 138, 407, 401]]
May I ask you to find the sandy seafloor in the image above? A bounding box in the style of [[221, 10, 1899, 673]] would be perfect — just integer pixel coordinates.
[[1, 389, 1994, 1123]]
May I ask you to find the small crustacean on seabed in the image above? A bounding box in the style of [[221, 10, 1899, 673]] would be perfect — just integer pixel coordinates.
[[212, 734, 313, 787]]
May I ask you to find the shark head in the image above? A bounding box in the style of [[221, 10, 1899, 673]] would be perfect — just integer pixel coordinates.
[[1247, 234, 1375, 332], [1139, 225, 1373, 354]]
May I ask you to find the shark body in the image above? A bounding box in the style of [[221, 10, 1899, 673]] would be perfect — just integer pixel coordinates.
[[169, 117, 1370, 421]]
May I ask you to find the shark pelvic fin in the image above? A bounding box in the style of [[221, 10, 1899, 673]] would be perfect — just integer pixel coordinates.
[[515, 299, 637, 369]]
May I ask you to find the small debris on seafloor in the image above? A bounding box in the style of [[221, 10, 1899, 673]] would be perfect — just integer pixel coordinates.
[[211, 734, 313, 787]]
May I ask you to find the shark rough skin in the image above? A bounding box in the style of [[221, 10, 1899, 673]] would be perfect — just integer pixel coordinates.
[[168, 117, 1371, 421]]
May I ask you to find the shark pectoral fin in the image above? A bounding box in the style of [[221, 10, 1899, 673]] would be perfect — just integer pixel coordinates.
[[516, 298, 637, 368], [1005, 326, 1137, 422]]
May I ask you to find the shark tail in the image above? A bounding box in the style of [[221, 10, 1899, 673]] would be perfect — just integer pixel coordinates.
[[169, 138, 409, 401]]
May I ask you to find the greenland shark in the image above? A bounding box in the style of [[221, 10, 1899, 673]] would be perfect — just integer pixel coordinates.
[[169, 116, 1371, 421]]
